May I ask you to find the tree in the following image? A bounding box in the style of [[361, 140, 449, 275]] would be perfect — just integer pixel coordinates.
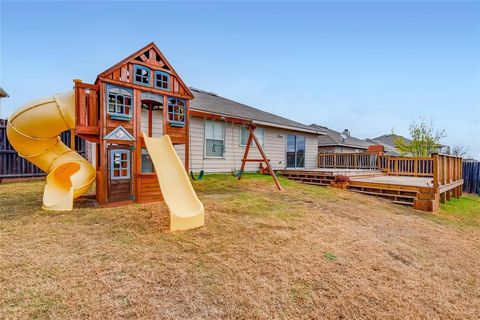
[[449, 145, 469, 157], [393, 118, 446, 157]]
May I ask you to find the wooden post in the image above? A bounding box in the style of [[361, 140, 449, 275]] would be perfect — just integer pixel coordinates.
[[432, 153, 439, 189], [70, 129, 75, 151], [238, 124, 282, 191]]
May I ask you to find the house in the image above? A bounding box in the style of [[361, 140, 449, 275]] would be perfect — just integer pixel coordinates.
[[74, 42, 323, 206], [371, 134, 411, 150], [371, 134, 447, 155], [189, 89, 322, 173], [0, 87, 8, 98], [310, 124, 372, 154]]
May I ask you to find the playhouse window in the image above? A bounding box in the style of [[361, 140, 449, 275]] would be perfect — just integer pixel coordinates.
[[107, 86, 133, 120], [111, 150, 130, 179], [141, 148, 154, 173], [240, 127, 264, 146], [167, 97, 186, 127], [154, 71, 170, 90], [134, 65, 150, 86], [205, 120, 225, 158]]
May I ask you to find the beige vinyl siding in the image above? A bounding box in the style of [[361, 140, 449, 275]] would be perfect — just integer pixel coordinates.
[[189, 116, 318, 173], [140, 108, 163, 137], [305, 135, 318, 169], [174, 144, 186, 165]]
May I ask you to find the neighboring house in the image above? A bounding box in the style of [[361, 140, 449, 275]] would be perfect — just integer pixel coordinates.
[[372, 134, 412, 150], [310, 124, 372, 154], [0, 87, 9, 117], [365, 138, 401, 156], [0, 87, 8, 98], [371, 134, 447, 155], [71, 42, 323, 206]]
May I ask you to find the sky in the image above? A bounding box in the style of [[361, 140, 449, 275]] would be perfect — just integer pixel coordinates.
[[1, 1, 479, 158]]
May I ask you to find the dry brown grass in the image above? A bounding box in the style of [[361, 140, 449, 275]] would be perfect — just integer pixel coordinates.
[[0, 174, 479, 319]]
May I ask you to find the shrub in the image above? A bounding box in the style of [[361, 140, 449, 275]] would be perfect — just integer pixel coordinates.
[[334, 175, 350, 183]]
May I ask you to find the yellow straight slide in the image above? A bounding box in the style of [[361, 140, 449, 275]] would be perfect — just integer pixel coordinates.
[[6, 92, 96, 210], [143, 134, 204, 231]]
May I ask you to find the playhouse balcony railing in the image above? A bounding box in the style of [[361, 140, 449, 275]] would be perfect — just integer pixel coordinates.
[[74, 80, 99, 137]]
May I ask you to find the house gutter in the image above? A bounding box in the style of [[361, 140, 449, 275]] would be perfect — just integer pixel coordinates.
[[252, 120, 325, 135], [190, 108, 324, 135]]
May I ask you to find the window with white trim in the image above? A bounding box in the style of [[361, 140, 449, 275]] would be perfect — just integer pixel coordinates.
[[205, 120, 225, 157], [107, 85, 133, 120], [240, 126, 264, 146]]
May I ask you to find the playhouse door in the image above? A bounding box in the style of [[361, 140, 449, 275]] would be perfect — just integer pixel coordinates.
[[108, 146, 132, 203]]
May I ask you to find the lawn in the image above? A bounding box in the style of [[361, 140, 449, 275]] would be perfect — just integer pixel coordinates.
[[0, 174, 479, 319]]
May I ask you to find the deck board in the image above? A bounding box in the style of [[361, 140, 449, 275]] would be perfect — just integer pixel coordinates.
[[350, 175, 433, 188]]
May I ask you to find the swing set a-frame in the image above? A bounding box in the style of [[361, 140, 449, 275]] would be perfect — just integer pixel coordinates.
[[237, 124, 282, 191], [188, 110, 282, 191]]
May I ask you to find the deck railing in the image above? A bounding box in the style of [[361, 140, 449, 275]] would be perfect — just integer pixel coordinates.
[[318, 153, 379, 170], [433, 153, 463, 188], [381, 156, 434, 177], [318, 152, 463, 188]]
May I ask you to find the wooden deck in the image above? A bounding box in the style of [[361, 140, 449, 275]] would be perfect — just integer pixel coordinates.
[[282, 153, 464, 212]]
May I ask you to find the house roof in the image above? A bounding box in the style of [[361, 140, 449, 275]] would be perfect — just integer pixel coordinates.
[[189, 88, 323, 135], [0, 87, 9, 98], [372, 134, 412, 148], [365, 138, 401, 156], [309, 124, 372, 149]]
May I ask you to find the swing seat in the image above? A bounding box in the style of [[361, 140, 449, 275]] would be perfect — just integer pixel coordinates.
[[232, 169, 243, 178], [190, 170, 205, 181]]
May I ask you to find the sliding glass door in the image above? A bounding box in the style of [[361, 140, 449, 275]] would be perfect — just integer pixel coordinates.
[[286, 134, 305, 168]]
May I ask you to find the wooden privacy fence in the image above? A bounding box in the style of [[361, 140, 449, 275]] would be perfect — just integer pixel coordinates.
[[0, 119, 86, 180], [463, 161, 480, 195]]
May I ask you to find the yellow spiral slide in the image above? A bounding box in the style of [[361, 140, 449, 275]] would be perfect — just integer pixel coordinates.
[[6, 91, 96, 210]]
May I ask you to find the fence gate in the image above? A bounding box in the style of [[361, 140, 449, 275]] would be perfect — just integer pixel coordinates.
[[0, 119, 87, 180]]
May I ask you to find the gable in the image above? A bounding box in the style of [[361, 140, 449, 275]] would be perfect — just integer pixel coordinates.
[[98, 42, 193, 99], [104, 125, 135, 141]]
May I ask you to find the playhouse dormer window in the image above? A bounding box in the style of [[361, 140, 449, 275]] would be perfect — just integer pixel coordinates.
[[134, 65, 150, 86], [154, 71, 170, 90], [167, 97, 186, 127], [107, 85, 133, 121]]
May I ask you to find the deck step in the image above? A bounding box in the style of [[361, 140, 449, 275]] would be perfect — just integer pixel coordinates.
[[301, 181, 330, 186], [348, 184, 420, 195], [348, 189, 417, 200], [392, 200, 414, 206]]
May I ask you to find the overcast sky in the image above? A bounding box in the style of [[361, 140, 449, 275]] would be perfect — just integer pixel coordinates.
[[1, 1, 479, 158]]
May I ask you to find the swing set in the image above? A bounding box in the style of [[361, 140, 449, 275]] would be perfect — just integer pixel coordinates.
[[188, 111, 282, 191]]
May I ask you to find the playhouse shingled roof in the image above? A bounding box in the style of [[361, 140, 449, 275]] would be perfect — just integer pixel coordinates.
[[189, 88, 323, 135]]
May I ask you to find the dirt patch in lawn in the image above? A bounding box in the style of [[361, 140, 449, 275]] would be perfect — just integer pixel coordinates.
[[0, 175, 479, 319]]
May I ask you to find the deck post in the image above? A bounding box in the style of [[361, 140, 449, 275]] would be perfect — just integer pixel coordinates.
[[432, 153, 439, 189]]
